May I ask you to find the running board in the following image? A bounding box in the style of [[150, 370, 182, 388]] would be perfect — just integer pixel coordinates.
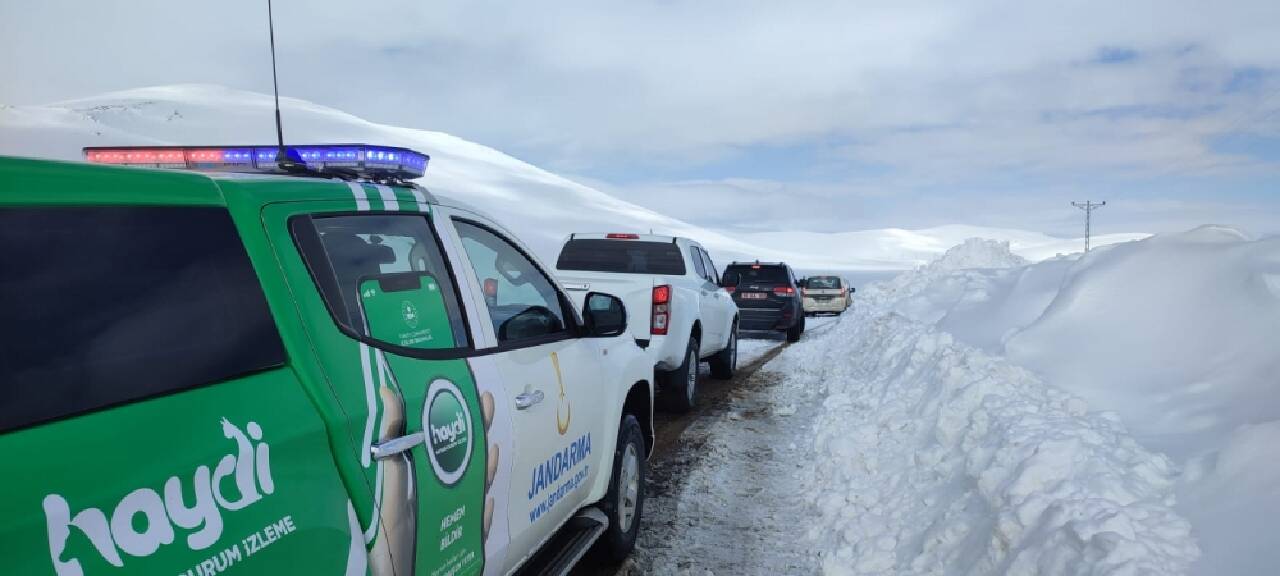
[[517, 507, 609, 576]]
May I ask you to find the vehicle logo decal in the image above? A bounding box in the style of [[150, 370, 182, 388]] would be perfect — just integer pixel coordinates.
[[424, 378, 473, 486], [43, 419, 274, 575], [401, 300, 420, 329], [552, 352, 571, 435]]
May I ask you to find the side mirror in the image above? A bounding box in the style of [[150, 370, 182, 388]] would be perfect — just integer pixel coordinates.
[[849, 287, 856, 294], [583, 292, 627, 337]]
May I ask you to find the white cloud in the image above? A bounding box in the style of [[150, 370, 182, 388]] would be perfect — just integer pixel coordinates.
[[3, 0, 1278, 234]]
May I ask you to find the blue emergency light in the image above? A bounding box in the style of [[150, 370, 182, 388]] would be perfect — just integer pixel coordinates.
[[84, 144, 429, 180]]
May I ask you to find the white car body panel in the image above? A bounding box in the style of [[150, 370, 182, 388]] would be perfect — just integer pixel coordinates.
[[434, 206, 654, 575]]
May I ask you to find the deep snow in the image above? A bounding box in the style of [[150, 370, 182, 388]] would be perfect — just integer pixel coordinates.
[[859, 230, 1280, 575], [793, 314, 1197, 575], [629, 232, 1279, 575]]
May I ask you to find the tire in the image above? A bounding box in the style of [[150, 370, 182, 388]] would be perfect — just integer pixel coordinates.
[[709, 322, 738, 380], [597, 414, 646, 562], [658, 338, 699, 412], [786, 314, 804, 342]]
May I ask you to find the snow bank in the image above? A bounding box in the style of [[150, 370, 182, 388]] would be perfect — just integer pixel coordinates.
[[852, 228, 1280, 574], [855, 238, 1065, 351], [785, 310, 1199, 575], [1002, 226, 1280, 575]]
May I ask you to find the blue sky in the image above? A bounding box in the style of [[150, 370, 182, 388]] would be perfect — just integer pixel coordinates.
[[2, 0, 1278, 237]]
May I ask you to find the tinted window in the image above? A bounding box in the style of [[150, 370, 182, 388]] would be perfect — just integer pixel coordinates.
[[456, 220, 569, 344], [0, 207, 285, 432], [689, 246, 708, 279], [699, 249, 720, 284], [807, 276, 842, 289], [292, 214, 469, 350], [722, 265, 790, 286], [556, 239, 687, 275]]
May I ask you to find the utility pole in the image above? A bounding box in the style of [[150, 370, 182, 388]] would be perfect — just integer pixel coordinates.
[[1071, 200, 1106, 252]]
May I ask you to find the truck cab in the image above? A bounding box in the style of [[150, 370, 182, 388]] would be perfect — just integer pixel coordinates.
[[0, 147, 653, 576], [554, 233, 739, 411]]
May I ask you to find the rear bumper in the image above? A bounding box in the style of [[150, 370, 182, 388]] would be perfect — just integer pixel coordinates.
[[803, 297, 847, 312], [739, 308, 792, 331]]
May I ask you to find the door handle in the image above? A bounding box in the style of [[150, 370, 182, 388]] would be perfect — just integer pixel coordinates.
[[370, 431, 425, 460], [515, 390, 545, 410]]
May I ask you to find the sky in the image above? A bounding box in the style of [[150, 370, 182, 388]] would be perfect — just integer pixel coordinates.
[[3, 0, 1279, 237]]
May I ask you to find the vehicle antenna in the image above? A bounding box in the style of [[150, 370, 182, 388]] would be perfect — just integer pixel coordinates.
[[266, 0, 301, 171], [1071, 200, 1107, 252]]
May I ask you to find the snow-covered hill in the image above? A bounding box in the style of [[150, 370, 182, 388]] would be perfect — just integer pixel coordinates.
[[0, 84, 1144, 270]]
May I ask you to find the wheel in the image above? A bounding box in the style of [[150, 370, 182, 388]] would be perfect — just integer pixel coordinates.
[[786, 314, 804, 342], [709, 322, 738, 380], [658, 338, 699, 412], [597, 414, 646, 562]]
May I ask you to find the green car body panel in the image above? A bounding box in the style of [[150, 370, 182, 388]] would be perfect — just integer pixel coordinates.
[[0, 157, 497, 575]]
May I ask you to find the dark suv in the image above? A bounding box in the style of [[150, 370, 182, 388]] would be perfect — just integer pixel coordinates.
[[722, 261, 805, 342]]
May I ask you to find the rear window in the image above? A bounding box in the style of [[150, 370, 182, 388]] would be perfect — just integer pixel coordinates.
[[723, 265, 790, 286], [556, 239, 687, 275], [807, 276, 842, 289], [0, 207, 285, 433]]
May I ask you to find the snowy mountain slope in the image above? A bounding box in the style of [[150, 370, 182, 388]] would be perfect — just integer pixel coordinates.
[[0, 84, 1145, 270], [0, 84, 785, 266], [865, 229, 1280, 575]]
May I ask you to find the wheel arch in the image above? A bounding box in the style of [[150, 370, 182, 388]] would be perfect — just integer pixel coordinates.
[[623, 380, 654, 458]]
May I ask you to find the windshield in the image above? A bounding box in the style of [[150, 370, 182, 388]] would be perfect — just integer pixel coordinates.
[[723, 265, 788, 286], [556, 239, 687, 275], [806, 276, 841, 289]]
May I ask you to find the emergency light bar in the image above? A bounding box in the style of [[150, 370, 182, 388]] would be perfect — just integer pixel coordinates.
[[83, 144, 429, 180]]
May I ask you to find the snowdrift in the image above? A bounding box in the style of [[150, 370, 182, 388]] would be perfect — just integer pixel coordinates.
[[856, 229, 1280, 575], [785, 311, 1198, 575], [1, 84, 1144, 270]]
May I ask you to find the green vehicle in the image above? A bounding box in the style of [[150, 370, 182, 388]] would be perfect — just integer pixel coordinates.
[[0, 145, 654, 576]]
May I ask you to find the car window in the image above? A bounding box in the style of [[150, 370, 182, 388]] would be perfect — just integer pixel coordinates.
[[292, 214, 470, 350], [723, 265, 789, 286], [699, 249, 720, 284], [454, 220, 569, 344], [808, 276, 841, 289], [689, 246, 708, 279], [0, 206, 285, 433], [556, 239, 687, 275]]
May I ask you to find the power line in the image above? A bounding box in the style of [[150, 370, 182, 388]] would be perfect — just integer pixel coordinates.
[[1071, 200, 1106, 252]]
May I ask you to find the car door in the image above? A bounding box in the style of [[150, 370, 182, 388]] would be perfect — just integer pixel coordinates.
[[441, 209, 609, 573], [263, 194, 505, 576], [698, 247, 736, 350], [685, 244, 720, 350]]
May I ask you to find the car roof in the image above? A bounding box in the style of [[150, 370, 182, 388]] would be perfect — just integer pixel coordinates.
[[0, 155, 434, 208], [566, 232, 685, 244]]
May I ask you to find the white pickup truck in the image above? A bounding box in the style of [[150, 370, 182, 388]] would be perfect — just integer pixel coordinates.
[[554, 233, 740, 411]]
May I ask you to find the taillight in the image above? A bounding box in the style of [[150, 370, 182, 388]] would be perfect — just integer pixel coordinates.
[[724, 286, 736, 294], [607, 233, 640, 239], [651, 284, 672, 335], [773, 286, 796, 297]]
